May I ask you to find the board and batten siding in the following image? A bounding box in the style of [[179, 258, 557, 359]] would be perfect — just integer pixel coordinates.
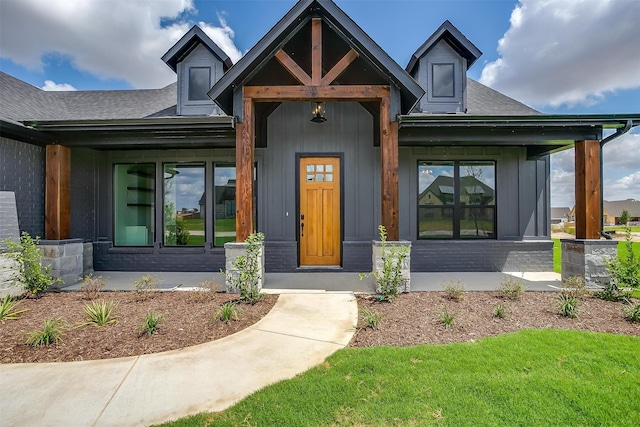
[[260, 101, 380, 242], [416, 40, 467, 113], [177, 44, 225, 116]]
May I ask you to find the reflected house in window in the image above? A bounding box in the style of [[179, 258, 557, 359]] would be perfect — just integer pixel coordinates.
[[2, 0, 636, 278]]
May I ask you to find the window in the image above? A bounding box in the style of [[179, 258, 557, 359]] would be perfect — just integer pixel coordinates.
[[418, 161, 495, 239], [113, 164, 155, 246], [163, 163, 205, 246], [188, 67, 210, 101], [432, 63, 455, 98], [214, 164, 236, 246]]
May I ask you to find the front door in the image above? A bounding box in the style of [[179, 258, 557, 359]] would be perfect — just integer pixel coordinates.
[[299, 157, 341, 266]]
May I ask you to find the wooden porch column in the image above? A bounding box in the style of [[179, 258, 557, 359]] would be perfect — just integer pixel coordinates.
[[380, 96, 399, 241], [45, 144, 71, 240], [235, 98, 255, 242], [575, 140, 601, 239]]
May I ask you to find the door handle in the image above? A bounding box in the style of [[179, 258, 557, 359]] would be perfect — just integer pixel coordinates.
[[300, 222, 304, 237]]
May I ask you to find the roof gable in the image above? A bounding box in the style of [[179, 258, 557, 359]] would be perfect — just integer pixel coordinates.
[[162, 25, 233, 72], [208, 0, 424, 115], [406, 20, 482, 75]]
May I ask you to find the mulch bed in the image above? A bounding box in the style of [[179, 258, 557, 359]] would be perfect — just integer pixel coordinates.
[[350, 292, 640, 347], [0, 291, 277, 363]]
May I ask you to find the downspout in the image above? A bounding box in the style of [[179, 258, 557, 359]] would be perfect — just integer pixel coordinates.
[[599, 119, 633, 239]]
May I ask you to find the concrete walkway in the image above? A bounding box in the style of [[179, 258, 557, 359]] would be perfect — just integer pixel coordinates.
[[0, 292, 358, 427]]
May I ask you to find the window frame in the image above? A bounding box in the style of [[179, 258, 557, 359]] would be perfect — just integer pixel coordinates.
[[417, 160, 496, 240], [187, 66, 212, 103], [431, 62, 455, 98]]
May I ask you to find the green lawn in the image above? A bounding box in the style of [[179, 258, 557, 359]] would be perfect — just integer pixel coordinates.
[[158, 330, 640, 427], [553, 238, 640, 274]]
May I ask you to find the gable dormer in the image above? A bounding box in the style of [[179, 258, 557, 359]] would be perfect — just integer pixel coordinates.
[[162, 26, 233, 116], [406, 21, 481, 113]]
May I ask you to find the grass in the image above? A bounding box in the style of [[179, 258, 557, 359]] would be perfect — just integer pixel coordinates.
[[553, 238, 640, 274], [158, 330, 640, 427]]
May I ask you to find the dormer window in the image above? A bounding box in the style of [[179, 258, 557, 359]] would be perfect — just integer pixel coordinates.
[[188, 67, 211, 101], [432, 63, 455, 98]]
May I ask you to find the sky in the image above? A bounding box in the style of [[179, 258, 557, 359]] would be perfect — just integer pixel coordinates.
[[1, 0, 638, 208]]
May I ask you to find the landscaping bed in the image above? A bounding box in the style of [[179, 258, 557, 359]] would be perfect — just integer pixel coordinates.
[[351, 291, 639, 347], [0, 291, 277, 363]]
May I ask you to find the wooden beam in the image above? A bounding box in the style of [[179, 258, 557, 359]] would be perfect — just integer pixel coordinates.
[[236, 98, 255, 242], [45, 144, 71, 240], [244, 85, 389, 102], [380, 96, 399, 241], [320, 49, 359, 86], [275, 50, 312, 86], [311, 18, 322, 85], [575, 140, 601, 239]]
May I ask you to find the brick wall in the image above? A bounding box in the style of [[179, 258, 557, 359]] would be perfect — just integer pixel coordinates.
[[0, 138, 45, 237], [264, 241, 297, 272]]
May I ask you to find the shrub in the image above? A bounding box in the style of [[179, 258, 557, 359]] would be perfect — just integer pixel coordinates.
[[140, 310, 164, 336], [132, 274, 160, 300], [224, 232, 264, 304], [595, 283, 631, 303], [0, 295, 27, 321], [214, 301, 241, 324], [605, 227, 639, 290], [562, 276, 588, 299], [79, 274, 105, 300], [623, 304, 640, 323], [190, 280, 219, 303], [360, 225, 409, 302], [360, 307, 384, 329], [493, 304, 506, 319], [2, 232, 62, 297], [442, 280, 465, 301], [558, 292, 579, 318], [438, 307, 456, 329], [498, 276, 525, 301], [25, 317, 65, 347], [82, 300, 118, 327]]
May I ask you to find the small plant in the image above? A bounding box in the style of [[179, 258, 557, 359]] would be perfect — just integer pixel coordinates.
[[498, 276, 525, 301], [79, 274, 105, 300], [595, 283, 631, 303], [82, 300, 118, 328], [24, 317, 65, 347], [190, 280, 219, 303], [2, 232, 62, 297], [442, 280, 465, 301], [214, 301, 241, 324], [140, 310, 164, 336], [359, 225, 409, 302], [0, 295, 28, 321], [224, 232, 265, 304], [558, 292, 579, 318], [605, 227, 640, 290], [623, 304, 640, 323], [132, 274, 160, 300], [562, 276, 588, 299], [493, 303, 506, 319], [438, 307, 457, 328], [360, 307, 384, 329]]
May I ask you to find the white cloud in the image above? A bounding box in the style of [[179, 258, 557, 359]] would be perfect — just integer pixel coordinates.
[[0, 0, 242, 89], [551, 130, 640, 207], [41, 80, 77, 91], [480, 0, 640, 108]]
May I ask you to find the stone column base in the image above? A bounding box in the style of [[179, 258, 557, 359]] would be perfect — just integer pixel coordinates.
[[224, 242, 265, 293], [561, 239, 617, 289], [372, 240, 411, 293], [40, 239, 85, 288]]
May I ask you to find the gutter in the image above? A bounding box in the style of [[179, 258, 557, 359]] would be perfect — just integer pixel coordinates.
[[599, 119, 634, 240]]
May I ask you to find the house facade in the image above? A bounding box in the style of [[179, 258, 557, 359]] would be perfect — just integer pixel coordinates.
[[2, 0, 638, 280]]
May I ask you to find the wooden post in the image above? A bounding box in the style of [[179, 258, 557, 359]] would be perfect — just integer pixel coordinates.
[[311, 18, 322, 85], [575, 140, 601, 239], [235, 98, 255, 242], [45, 144, 71, 240], [380, 96, 399, 241]]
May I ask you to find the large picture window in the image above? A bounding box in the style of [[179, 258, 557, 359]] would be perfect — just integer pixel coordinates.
[[113, 164, 155, 246], [163, 163, 205, 246], [418, 161, 495, 239], [214, 164, 237, 246]]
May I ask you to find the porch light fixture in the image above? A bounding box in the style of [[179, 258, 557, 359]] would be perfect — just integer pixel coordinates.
[[310, 102, 327, 123]]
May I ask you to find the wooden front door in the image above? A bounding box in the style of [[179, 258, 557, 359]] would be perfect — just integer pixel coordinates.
[[299, 157, 341, 266]]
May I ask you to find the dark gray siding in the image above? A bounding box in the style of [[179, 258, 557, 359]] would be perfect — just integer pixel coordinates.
[[0, 137, 45, 237], [71, 148, 99, 241]]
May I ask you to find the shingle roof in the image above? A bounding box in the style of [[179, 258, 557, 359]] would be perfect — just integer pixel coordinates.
[[466, 78, 540, 116], [604, 199, 640, 217], [0, 72, 70, 121], [162, 25, 233, 72]]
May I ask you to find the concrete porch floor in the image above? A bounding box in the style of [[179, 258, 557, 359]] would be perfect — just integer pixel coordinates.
[[64, 271, 563, 293]]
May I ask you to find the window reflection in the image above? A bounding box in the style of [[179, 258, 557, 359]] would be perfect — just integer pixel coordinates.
[[164, 163, 205, 246]]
